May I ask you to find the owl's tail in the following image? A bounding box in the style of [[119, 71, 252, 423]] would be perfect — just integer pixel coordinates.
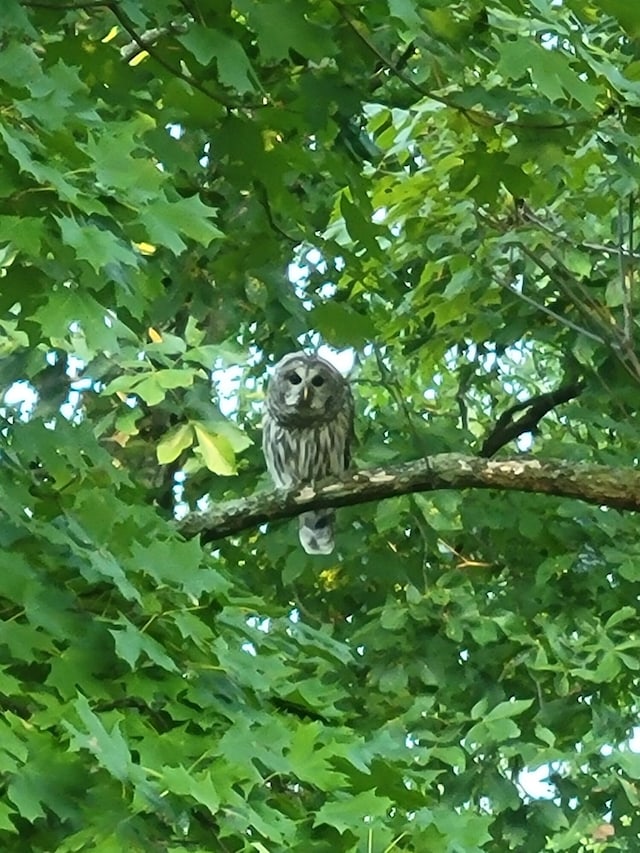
[[298, 510, 336, 555]]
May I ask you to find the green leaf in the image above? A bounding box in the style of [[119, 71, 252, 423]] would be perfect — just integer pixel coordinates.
[[380, 602, 407, 631], [432, 807, 493, 849], [388, 0, 423, 33], [238, 0, 336, 63], [83, 115, 161, 199], [0, 215, 45, 256], [497, 39, 597, 109], [194, 423, 237, 475], [20, 60, 92, 129], [431, 746, 467, 771], [180, 27, 258, 93], [157, 423, 194, 463], [72, 539, 142, 604], [608, 750, 640, 780], [310, 301, 375, 347], [104, 368, 196, 405], [162, 765, 221, 813], [0, 123, 97, 209], [484, 699, 534, 721], [130, 536, 207, 596], [0, 800, 17, 833], [0, 715, 28, 770], [0, 41, 41, 88], [55, 215, 139, 273], [109, 617, 178, 672], [287, 723, 347, 790], [64, 695, 132, 781], [618, 559, 640, 581], [140, 196, 224, 254], [605, 606, 636, 629], [203, 419, 253, 453], [7, 771, 46, 823], [314, 790, 393, 834], [467, 700, 532, 747], [599, 0, 640, 38]]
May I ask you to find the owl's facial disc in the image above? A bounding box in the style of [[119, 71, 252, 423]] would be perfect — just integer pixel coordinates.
[[280, 365, 326, 410], [271, 355, 342, 419]]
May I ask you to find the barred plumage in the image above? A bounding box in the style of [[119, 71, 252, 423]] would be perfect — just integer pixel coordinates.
[[262, 352, 354, 554]]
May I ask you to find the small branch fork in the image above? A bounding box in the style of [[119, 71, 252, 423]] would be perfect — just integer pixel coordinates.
[[479, 380, 585, 458]]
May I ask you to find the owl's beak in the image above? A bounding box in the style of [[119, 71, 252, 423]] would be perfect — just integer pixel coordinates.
[[301, 385, 310, 403]]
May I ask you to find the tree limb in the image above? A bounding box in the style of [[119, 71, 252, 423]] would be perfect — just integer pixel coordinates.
[[180, 454, 640, 544], [480, 380, 585, 457], [106, 4, 248, 109], [331, 2, 597, 131], [21, 1, 109, 7]]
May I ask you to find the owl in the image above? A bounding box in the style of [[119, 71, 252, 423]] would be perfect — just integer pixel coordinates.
[[262, 352, 354, 555]]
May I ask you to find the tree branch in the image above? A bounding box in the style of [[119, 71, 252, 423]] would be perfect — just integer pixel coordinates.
[[21, 1, 109, 7], [516, 201, 640, 261], [105, 4, 254, 109], [180, 454, 640, 544], [331, 2, 596, 131], [619, 195, 634, 346], [480, 380, 585, 457], [492, 273, 607, 345]]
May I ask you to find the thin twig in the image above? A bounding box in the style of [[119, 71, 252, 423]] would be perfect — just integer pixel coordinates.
[[630, 193, 636, 309], [119, 22, 190, 62], [512, 242, 640, 384], [331, 1, 595, 131], [455, 363, 472, 432], [253, 183, 300, 245], [620, 196, 633, 346], [516, 242, 606, 323], [630, 193, 636, 291], [484, 208, 640, 381], [493, 274, 606, 344], [373, 346, 429, 455], [332, 2, 454, 106], [106, 3, 242, 109], [518, 204, 640, 260]]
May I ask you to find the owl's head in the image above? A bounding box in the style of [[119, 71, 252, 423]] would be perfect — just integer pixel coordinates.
[[267, 352, 348, 424]]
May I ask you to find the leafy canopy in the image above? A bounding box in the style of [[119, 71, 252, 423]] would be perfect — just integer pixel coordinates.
[[2, 0, 640, 850]]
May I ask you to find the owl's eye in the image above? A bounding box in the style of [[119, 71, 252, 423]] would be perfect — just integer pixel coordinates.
[[311, 375, 325, 387], [287, 371, 302, 385]]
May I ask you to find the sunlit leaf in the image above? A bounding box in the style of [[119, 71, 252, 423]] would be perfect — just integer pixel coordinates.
[[194, 423, 237, 475], [157, 423, 194, 464]]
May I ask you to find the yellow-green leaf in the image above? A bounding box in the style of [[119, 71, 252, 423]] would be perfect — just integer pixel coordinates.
[[194, 424, 236, 475], [157, 424, 194, 464]]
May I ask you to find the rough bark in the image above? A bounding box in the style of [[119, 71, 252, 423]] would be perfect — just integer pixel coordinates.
[[180, 454, 639, 543]]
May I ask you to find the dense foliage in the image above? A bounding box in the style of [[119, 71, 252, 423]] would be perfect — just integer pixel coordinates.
[[2, 0, 640, 849]]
